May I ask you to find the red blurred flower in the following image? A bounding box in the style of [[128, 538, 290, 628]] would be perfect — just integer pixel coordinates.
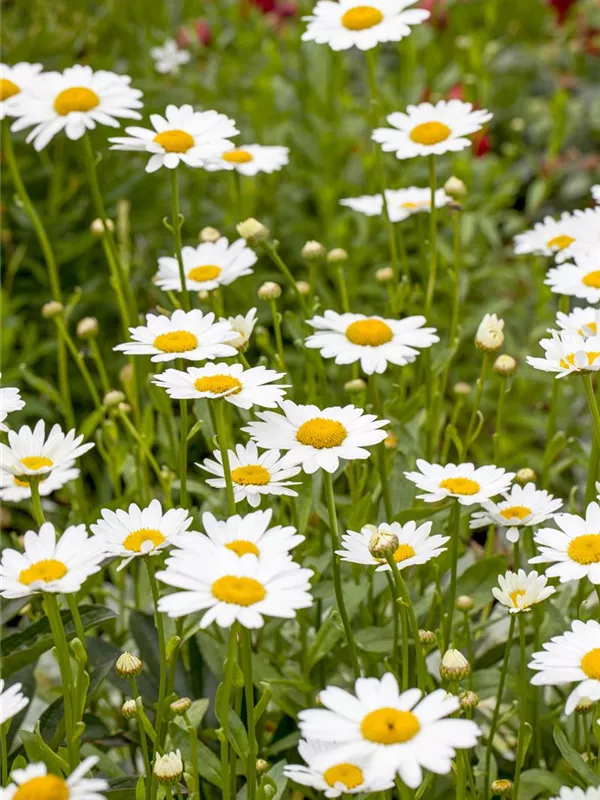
[[472, 129, 491, 158], [448, 83, 465, 101], [420, 0, 448, 28], [547, 0, 579, 25], [195, 18, 212, 46]]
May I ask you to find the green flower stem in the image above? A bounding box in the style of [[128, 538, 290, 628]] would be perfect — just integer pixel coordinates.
[[368, 375, 393, 519], [463, 352, 490, 457], [582, 373, 600, 452], [439, 210, 462, 401], [484, 614, 516, 791], [323, 471, 361, 679], [179, 398, 189, 507], [169, 168, 190, 312], [493, 375, 508, 463], [1, 722, 9, 786], [54, 316, 102, 409], [262, 241, 308, 315], [214, 400, 236, 514], [117, 409, 171, 504], [130, 676, 152, 796], [463, 610, 474, 689], [513, 614, 528, 797], [240, 628, 258, 800], [183, 711, 200, 800], [88, 337, 111, 394], [424, 155, 438, 319], [334, 264, 350, 313], [384, 555, 427, 691], [99, 235, 131, 338], [542, 376, 562, 487], [385, 572, 400, 676], [220, 624, 239, 800], [268, 298, 287, 372], [444, 501, 462, 649], [29, 477, 45, 526], [145, 559, 168, 755]]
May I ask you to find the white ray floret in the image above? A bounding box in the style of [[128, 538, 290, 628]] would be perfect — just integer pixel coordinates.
[[1, 757, 107, 800], [514, 209, 599, 262], [150, 39, 191, 75], [555, 306, 600, 338], [404, 460, 515, 506], [469, 482, 562, 543], [0, 464, 80, 503], [0, 679, 29, 725], [530, 501, 600, 585], [0, 420, 94, 480], [337, 520, 449, 571], [340, 187, 451, 222], [526, 331, 600, 378], [154, 237, 256, 293], [549, 788, 600, 800], [0, 377, 25, 431], [0, 62, 43, 120], [221, 308, 257, 351], [492, 569, 555, 613], [204, 144, 289, 175], [546, 252, 600, 303]]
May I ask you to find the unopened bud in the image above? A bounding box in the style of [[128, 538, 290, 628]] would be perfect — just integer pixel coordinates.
[[115, 652, 143, 678], [369, 528, 399, 560], [510, 117, 525, 132], [475, 313, 504, 352], [491, 779, 512, 797], [440, 649, 470, 681], [256, 759, 270, 775], [42, 301, 64, 319], [122, 699, 137, 719], [454, 382, 472, 396], [295, 280, 310, 296], [344, 378, 367, 395], [459, 690, 479, 711], [575, 697, 595, 714], [384, 432, 398, 450], [199, 226, 220, 243], [376, 267, 394, 283], [119, 363, 134, 385], [76, 317, 99, 339], [418, 629, 436, 645], [455, 595, 474, 612], [258, 282, 282, 301], [302, 240, 325, 261], [170, 697, 192, 716], [515, 468, 536, 486], [153, 751, 183, 783], [104, 390, 126, 407], [444, 176, 467, 197], [327, 248, 348, 265], [237, 218, 269, 245], [90, 218, 114, 237], [198, 290, 210, 301], [494, 354, 517, 376]]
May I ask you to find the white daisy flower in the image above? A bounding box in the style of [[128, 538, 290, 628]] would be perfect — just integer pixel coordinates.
[[198, 441, 301, 507], [109, 104, 238, 173], [221, 308, 257, 351], [10, 64, 143, 151], [243, 401, 388, 475], [0, 420, 94, 480], [154, 237, 256, 293], [298, 674, 481, 789], [1, 757, 107, 800], [156, 548, 313, 628], [492, 569, 555, 613], [340, 187, 451, 222], [555, 305, 600, 338], [204, 144, 289, 176], [529, 619, 600, 714], [284, 740, 394, 797], [305, 311, 439, 375], [372, 100, 492, 160], [530, 501, 600, 585], [153, 362, 288, 409], [0, 62, 43, 120], [0, 464, 80, 503], [549, 788, 600, 800], [0, 522, 104, 599], [302, 0, 429, 52], [592, 185, 600, 204], [113, 309, 237, 363], [0, 378, 25, 431], [337, 520, 449, 571], [546, 252, 600, 303], [0, 679, 29, 725], [526, 331, 600, 378], [150, 38, 191, 75], [514, 209, 599, 262], [469, 482, 562, 543], [404, 460, 515, 506], [90, 499, 193, 570]]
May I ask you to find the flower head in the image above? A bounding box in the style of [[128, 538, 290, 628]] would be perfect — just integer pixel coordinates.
[[546, 251, 600, 303], [526, 331, 600, 378], [221, 308, 257, 351], [469, 482, 562, 543], [150, 39, 191, 74], [514, 208, 599, 262], [204, 144, 289, 175], [0, 379, 25, 431], [492, 569, 555, 613], [338, 520, 449, 571], [0, 62, 43, 120], [555, 306, 600, 338], [1, 757, 107, 800], [0, 464, 80, 503], [154, 237, 256, 293], [340, 187, 451, 222], [475, 313, 504, 352], [153, 751, 183, 783], [404, 460, 515, 506], [530, 501, 600, 585], [0, 420, 94, 480], [0, 679, 29, 725]]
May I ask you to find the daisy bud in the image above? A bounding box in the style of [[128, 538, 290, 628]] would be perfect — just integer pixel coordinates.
[[494, 354, 517, 376], [42, 300, 64, 319], [454, 382, 472, 396], [327, 248, 348, 265], [237, 218, 269, 245], [419, 629, 436, 645], [198, 290, 210, 301], [510, 117, 525, 132], [76, 316, 99, 339], [455, 595, 474, 612], [170, 697, 192, 716], [515, 467, 537, 485], [119, 363, 134, 385], [475, 313, 504, 352], [295, 280, 310, 296], [153, 750, 183, 783], [444, 175, 467, 197], [115, 652, 143, 678], [302, 240, 325, 261], [90, 217, 114, 237], [122, 699, 137, 719], [369, 528, 399, 560], [459, 690, 479, 711], [440, 649, 470, 681], [104, 390, 126, 408], [258, 281, 282, 301], [199, 226, 220, 243], [376, 266, 394, 283], [575, 697, 595, 714], [491, 779, 512, 797], [119, 402, 132, 413], [256, 759, 270, 775], [344, 378, 367, 395], [384, 432, 398, 450]]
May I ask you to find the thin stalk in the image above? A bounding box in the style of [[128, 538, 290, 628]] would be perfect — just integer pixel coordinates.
[[130, 675, 152, 790], [262, 241, 308, 315], [493, 375, 508, 463], [55, 317, 102, 409], [88, 337, 111, 394], [183, 711, 200, 800], [444, 502, 462, 648], [513, 614, 528, 797], [169, 168, 190, 312], [240, 628, 257, 800], [463, 352, 490, 456], [582, 373, 600, 452], [1, 722, 8, 786], [179, 398, 188, 506], [385, 572, 400, 676], [145, 560, 168, 752], [368, 374, 393, 518], [268, 298, 286, 372], [384, 554, 427, 690], [29, 477, 45, 526], [220, 624, 239, 800], [484, 615, 516, 790], [424, 155, 438, 318], [214, 401, 236, 514]]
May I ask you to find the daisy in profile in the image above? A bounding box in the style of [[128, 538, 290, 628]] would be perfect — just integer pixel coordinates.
[[404, 460, 515, 506], [372, 100, 492, 160], [156, 547, 313, 628], [154, 237, 256, 293], [0, 62, 43, 120], [198, 441, 301, 507], [204, 144, 289, 176], [337, 520, 449, 571], [526, 331, 600, 378], [305, 311, 438, 375], [243, 401, 388, 474], [555, 306, 600, 338], [114, 309, 237, 363], [90, 499, 193, 570], [0, 420, 94, 482], [546, 252, 600, 303], [469, 482, 562, 543], [529, 619, 600, 714], [530, 502, 600, 584], [514, 210, 596, 262], [0, 679, 29, 725], [222, 308, 257, 352], [0, 522, 104, 599], [0, 464, 80, 503], [284, 740, 394, 797], [109, 104, 238, 173], [492, 569, 555, 613], [302, 0, 429, 51], [0, 377, 25, 431], [298, 674, 481, 788], [10, 64, 142, 151], [153, 362, 288, 409], [2, 757, 107, 800], [340, 187, 451, 222], [150, 38, 191, 75], [549, 788, 600, 800]]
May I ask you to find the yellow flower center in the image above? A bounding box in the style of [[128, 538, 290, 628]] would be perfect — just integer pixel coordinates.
[[509, 589, 526, 607], [360, 707, 420, 744], [409, 121, 452, 146], [439, 477, 480, 496], [153, 129, 195, 153], [393, 543, 416, 563], [123, 528, 166, 553], [578, 321, 598, 336], [582, 271, 600, 289], [341, 5, 384, 30], [153, 330, 198, 353], [225, 539, 260, 557], [193, 375, 242, 396], [559, 352, 600, 370], [187, 265, 222, 282], [53, 86, 100, 116], [296, 418, 348, 449], [19, 455, 54, 472], [231, 465, 271, 486], [345, 319, 394, 347], [0, 78, 20, 101], [547, 234, 575, 251], [211, 575, 266, 605], [13, 775, 69, 800], [499, 505, 531, 521], [581, 648, 600, 680], [323, 763, 364, 790], [567, 534, 600, 565], [222, 149, 254, 164], [400, 200, 428, 210], [19, 559, 68, 586]]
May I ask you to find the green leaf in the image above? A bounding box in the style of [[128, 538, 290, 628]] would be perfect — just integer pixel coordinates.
[[553, 724, 600, 787], [454, 554, 508, 610], [20, 726, 70, 775], [226, 706, 249, 758]]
